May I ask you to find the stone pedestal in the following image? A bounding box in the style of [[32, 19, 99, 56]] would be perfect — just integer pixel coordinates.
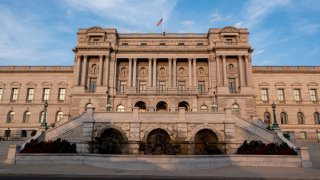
[[5, 145, 21, 164]]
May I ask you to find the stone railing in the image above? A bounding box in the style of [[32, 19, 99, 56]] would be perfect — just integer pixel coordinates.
[[0, 66, 73, 73], [253, 66, 320, 73]]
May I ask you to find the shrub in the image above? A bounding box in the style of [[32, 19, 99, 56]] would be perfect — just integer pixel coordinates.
[[21, 138, 77, 153], [236, 140, 297, 155]]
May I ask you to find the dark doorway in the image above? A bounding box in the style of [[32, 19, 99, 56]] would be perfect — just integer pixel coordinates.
[[194, 129, 222, 155], [99, 128, 124, 154]]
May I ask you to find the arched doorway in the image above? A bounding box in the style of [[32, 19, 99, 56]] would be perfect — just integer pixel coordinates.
[[156, 101, 168, 112], [135, 101, 146, 112], [99, 128, 124, 154], [194, 129, 222, 155], [178, 101, 190, 111]]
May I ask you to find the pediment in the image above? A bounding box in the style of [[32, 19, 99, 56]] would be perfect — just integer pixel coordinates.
[[42, 82, 52, 87], [220, 26, 239, 33], [87, 26, 104, 33], [57, 81, 68, 86], [26, 81, 36, 86], [307, 82, 318, 86], [259, 82, 270, 87], [291, 82, 302, 86], [10, 82, 21, 86], [275, 82, 286, 86]]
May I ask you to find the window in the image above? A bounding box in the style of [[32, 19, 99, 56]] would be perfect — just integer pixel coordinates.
[[159, 81, 166, 93], [0, 88, 3, 100], [264, 112, 271, 124], [89, 78, 97, 91], [23, 111, 31, 123], [178, 81, 186, 92], [178, 43, 185, 47], [21, 130, 27, 137], [300, 131, 306, 139], [226, 39, 233, 45], [280, 112, 288, 124], [139, 81, 146, 92], [119, 81, 127, 94], [56, 111, 63, 122], [117, 105, 125, 112], [6, 111, 15, 123], [4, 130, 11, 138], [317, 131, 320, 141], [196, 43, 203, 47], [228, 78, 236, 93], [58, 88, 66, 101], [11, 88, 19, 101], [92, 38, 100, 45], [297, 112, 305, 124], [232, 104, 240, 113], [310, 89, 317, 102], [160, 43, 166, 46], [26, 88, 34, 101], [314, 112, 320, 124], [198, 81, 205, 94], [277, 89, 285, 101], [122, 43, 128, 48], [141, 43, 147, 46], [293, 89, 301, 101], [261, 88, 269, 101], [43, 88, 50, 101], [200, 105, 208, 112], [39, 111, 45, 123]]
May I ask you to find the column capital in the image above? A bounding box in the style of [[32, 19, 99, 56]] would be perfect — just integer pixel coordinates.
[[133, 58, 137, 62], [188, 58, 193, 61]]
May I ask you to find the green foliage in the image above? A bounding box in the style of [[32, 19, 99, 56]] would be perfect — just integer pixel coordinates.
[[21, 138, 77, 153], [236, 140, 297, 155]]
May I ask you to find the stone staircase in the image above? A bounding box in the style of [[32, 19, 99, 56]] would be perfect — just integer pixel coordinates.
[[0, 141, 23, 162], [296, 141, 320, 168]]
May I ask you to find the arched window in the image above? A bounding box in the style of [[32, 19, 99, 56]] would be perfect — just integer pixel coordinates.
[[178, 101, 190, 111], [200, 105, 208, 112], [156, 101, 168, 112], [314, 112, 320, 124], [264, 112, 271, 124], [23, 111, 31, 123], [231, 104, 239, 113], [6, 111, 15, 123], [56, 111, 63, 122], [297, 112, 305, 124], [39, 111, 45, 123], [280, 112, 288, 124], [135, 101, 146, 112], [117, 105, 125, 112]]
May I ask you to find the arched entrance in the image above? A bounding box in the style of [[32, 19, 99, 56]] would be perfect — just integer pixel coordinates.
[[178, 101, 190, 111], [135, 101, 146, 112], [99, 128, 124, 154], [194, 129, 222, 155], [156, 101, 168, 112]]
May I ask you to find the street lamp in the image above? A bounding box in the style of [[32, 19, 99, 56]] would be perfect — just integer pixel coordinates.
[[106, 91, 112, 112], [211, 104, 218, 112], [41, 100, 48, 130], [271, 102, 279, 130]]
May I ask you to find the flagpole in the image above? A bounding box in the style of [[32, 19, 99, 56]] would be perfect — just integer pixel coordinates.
[[162, 3, 165, 34]]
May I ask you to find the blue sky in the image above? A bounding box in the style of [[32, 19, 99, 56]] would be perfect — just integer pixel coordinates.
[[0, 0, 319, 66]]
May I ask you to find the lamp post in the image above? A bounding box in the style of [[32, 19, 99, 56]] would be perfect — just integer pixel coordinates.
[[106, 91, 112, 111], [271, 102, 279, 130], [41, 100, 48, 130]]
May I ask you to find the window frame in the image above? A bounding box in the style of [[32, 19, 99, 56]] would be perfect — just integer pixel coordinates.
[[310, 89, 318, 102], [43, 88, 50, 101], [277, 88, 285, 101], [11, 88, 19, 101], [26, 88, 35, 101], [58, 88, 66, 101], [293, 89, 301, 102], [261, 88, 269, 102]]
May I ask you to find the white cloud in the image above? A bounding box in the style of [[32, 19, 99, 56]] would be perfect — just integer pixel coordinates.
[[295, 20, 319, 35], [210, 11, 222, 22], [181, 20, 194, 27], [64, 0, 177, 30]]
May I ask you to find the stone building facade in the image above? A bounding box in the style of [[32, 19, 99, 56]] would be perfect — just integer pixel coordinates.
[[0, 26, 319, 153]]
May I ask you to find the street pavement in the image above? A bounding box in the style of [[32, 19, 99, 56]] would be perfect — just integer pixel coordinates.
[[1, 163, 320, 179]]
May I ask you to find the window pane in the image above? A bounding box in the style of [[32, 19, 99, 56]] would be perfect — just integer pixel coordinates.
[[0, 88, 3, 100], [27, 88, 34, 101], [198, 81, 205, 94], [56, 112, 63, 122], [310, 89, 317, 101], [89, 78, 97, 91], [59, 88, 66, 100], [12, 88, 19, 101], [261, 89, 268, 101], [293, 89, 301, 101], [120, 81, 127, 93], [43, 88, 50, 101], [228, 78, 236, 92], [277, 89, 284, 101]]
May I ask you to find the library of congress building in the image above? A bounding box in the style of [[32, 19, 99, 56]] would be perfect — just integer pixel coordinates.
[[0, 26, 319, 153]]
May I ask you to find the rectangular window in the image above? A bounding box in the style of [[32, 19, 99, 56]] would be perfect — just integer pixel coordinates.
[[120, 81, 127, 93], [277, 89, 285, 101], [43, 88, 50, 101], [4, 130, 11, 138], [228, 78, 236, 93], [178, 81, 186, 92], [310, 89, 317, 102], [141, 43, 147, 47], [58, 88, 66, 101], [11, 88, 19, 101], [139, 81, 146, 92], [226, 39, 233, 45], [21, 130, 27, 137], [160, 43, 165, 48], [261, 88, 269, 101], [293, 89, 301, 101], [198, 81, 205, 94], [196, 43, 203, 47], [89, 78, 97, 91], [122, 43, 128, 48], [0, 88, 3, 100], [300, 131, 306, 139], [26, 88, 34, 101], [159, 81, 166, 93]]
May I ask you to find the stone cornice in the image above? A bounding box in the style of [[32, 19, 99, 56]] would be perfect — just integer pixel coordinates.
[[0, 66, 74, 73], [253, 66, 320, 74]]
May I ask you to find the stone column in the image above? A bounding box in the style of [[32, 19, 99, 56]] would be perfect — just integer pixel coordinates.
[[76, 55, 81, 86], [148, 58, 152, 87], [105, 56, 110, 87], [216, 56, 220, 86], [133, 58, 137, 87], [238, 55, 244, 87], [81, 55, 88, 87], [173, 58, 177, 87], [208, 60, 212, 88], [128, 58, 132, 87], [193, 58, 197, 86], [98, 55, 104, 86], [245, 56, 251, 86], [168, 58, 172, 87], [188, 58, 192, 87], [222, 55, 227, 86], [153, 58, 157, 87]]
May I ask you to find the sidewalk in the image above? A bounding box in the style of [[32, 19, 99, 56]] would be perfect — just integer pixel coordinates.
[[1, 163, 320, 179]]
